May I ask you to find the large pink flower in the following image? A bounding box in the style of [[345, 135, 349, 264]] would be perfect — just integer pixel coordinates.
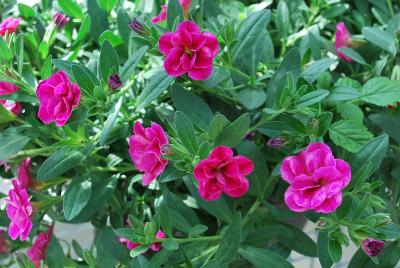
[[17, 158, 32, 190], [335, 22, 352, 62], [118, 230, 166, 252], [152, 0, 192, 24], [0, 17, 21, 36], [193, 146, 254, 201], [158, 21, 219, 80], [0, 81, 22, 116], [129, 121, 169, 186], [281, 143, 351, 214], [36, 71, 80, 126], [5, 180, 33, 241], [27, 226, 54, 267]]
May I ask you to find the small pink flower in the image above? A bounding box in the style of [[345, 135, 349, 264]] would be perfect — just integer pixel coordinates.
[[362, 238, 384, 257], [335, 22, 352, 62], [128, 121, 169, 186], [0, 17, 21, 36], [193, 146, 254, 201], [27, 226, 54, 267], [0, 81, 22, 115], [17, 158, 32, 190], [36, 71, 81, 126], [118, 230, 166, 252], [53, 12, 69, 30], [5, 180, 33, 241], [158, 21, 219, 80], [281, 143, 351, 214], [152, 0, 192, 24], [0, 230, 9, 253], [0, 81, 19, 95]]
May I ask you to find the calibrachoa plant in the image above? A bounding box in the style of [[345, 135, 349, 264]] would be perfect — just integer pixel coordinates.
[[0, 0, 400, 267]]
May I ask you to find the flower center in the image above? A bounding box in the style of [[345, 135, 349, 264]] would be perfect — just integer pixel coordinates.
[[184, 46, 192, 55]]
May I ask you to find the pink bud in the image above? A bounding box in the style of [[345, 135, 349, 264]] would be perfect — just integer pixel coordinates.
[[362, 238, 385, 257]]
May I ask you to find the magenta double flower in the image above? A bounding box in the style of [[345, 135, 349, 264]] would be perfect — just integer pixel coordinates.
[[129, 121, 169, 186], [193, 146, 254, 201], [0, 81, 22, 116], [36, 71, 81, 126], [281, 143, 351, 213], [158, 21, 219, 80], [27, 226, 54, 267], [0, 17, 21, 36]]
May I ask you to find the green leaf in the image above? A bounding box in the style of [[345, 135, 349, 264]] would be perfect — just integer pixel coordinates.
[[87, 0, 109, 40], [41, 56, 52, 80], [46, 237, 64, 268], [315, 112, 333, 137], [171, 85, 214, 130], [120, 46, 148, 82], [276, 0, 289, 39], [52, 59, 74, 77], [302, 58, 336, 83], [280, 224, 317, 257], [37, 146, 90, 181], [329, 120, 373, 153], [360, 77, 400, 106], [297, 90, 329, 107], [349, 134, 389, 188], [0, 134, 30, 161], [369, 113, 400, 144], [58, 0, 83, 19], [158, 201, 172, 237], [174, 111, 197, 154], [239, 246, 294, 268], [117, 8, 131, 46], [72, 64, 100, 97], [215, 113, 250, 147], [18, 3, 36, 18], [214, 213, 242, 265], [339, 48, 367, 65], [73, 15, 91, 45], [100, 97, 123, 145], [136, 70, 175, 111], [95, 227, 130, 266], [63, 178, 92, 221], [15, 254, 35, 268], [15, 34, 24, 75], [145, 249, 173, 268], [328, 239, 342, 263], [162, 238, 179, 251], [236, 89, 267, 110], [167, 0, 183, 30], [336, 102, 363, 123], [256, 121, 291, 137], [99, 40, 119, 82], [362, 27, 397, 56], [237, 141, 269, 198], [0, 38, 12, 63], [99, 30, 124, 47], [183, 175, 233, 223], [317, 233, 333, 268], [232, 10, 271, 76], [327, 86, 362, 101], [97, 0, 118, 13], [208, 114, 230, 141], [189, 225, 208, 237]]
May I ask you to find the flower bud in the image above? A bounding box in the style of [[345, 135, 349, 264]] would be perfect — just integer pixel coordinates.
[[266, 137, 285, 148], [361, 238, 384, 257], [245, 132, 255, 141], [129, 19, 149, 36], [53, 12, 69, 30], [108, 74, 122, 90]]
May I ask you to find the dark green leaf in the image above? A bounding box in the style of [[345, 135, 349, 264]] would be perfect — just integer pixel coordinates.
[[317, 232, 333, 268], [214, 213, 242, 265], [361, 77, 400, 106], [99, 40, 119, 82], [239, 246, 294, 268], [328, 239, 342, 263], [0, 134, 30, 161], [167, 0, 183, 30], [100, 97, 123, 145], [329, 120, 373, 153], [120, 46, 148, 82], [297, 90, 329, 107], [215, 113, 250, 147], [63, 178, 92, 221], [339, 48, 367, 65], [302, 58, 336, 83], [174, 111, 197, 153], [362, 27, 397, 56]]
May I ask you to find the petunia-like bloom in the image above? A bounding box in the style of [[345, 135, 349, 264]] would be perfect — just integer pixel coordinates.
[[335, 22, 352, 62], [193, 146, 254, 201], [0, 81, 22, 115], [36, 71, 80, 126], [152, 0, 192, 24], [158, 21, 219, 80], [0, 230, 9, 253], [53, 12, 69, 30], [129, 121, 169, 186], [17, 158, 32, 190], [27, 226, 54, 267], [0, 17, 21, 36], [281, 143, 351, 213], [5, 180, 33, 241], [118, 230, 166, 252], [362, 238, 385, 257]]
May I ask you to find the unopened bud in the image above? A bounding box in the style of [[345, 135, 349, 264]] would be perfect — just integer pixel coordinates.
[[129, 19, 149, 36], [53, 12, 69, 30]]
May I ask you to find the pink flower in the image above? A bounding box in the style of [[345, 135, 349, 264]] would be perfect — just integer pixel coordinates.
[[5, 180, 33, 241], [36, 71, 80, 126], [152, 0, 192, 24], [0, 81, 19, 95], [281, 143, 351, 214], [0, 17, 21, 36], [362, 238, 384, 257], [193, 146, 254, 201], [335, 22, 352, 62], [53, 12, 69, 30], [17, 158, 32, 189], [128, 121, 169, 186], [158, 21, 219, 80], [0, 81, 22, 115], [118, 230, 166, 252], [0, 230, 9, 253], [27, 226, 54, 267]]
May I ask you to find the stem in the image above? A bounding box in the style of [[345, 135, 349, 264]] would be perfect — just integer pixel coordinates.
[[242, 199, 261, 226], [387, 0, 395, 17], [174, 235, 220, 244], [215, 64, 251, 81]]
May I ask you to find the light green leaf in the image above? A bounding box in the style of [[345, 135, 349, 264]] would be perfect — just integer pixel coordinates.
[[167, 0, 183, 30], [297, 90, 329, 107], [58, 0, 83, 19], [362, 27, 397, 56], [302, 58, 336, 83], [120, 46, 148, 82], [329, 120, 373, 153], [215, 113, 250, 147], [339, 48, 367, 65], [100, 97, 123, 145], [0, 134, 30, 161], [360, 77, 400, 106]]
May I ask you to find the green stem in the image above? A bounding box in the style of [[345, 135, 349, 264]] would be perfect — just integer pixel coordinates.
[[387, 0, 395, 17], [215, 64, 251, 81], [242, 199, 261, 226], [174, 235, 220, 244]]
